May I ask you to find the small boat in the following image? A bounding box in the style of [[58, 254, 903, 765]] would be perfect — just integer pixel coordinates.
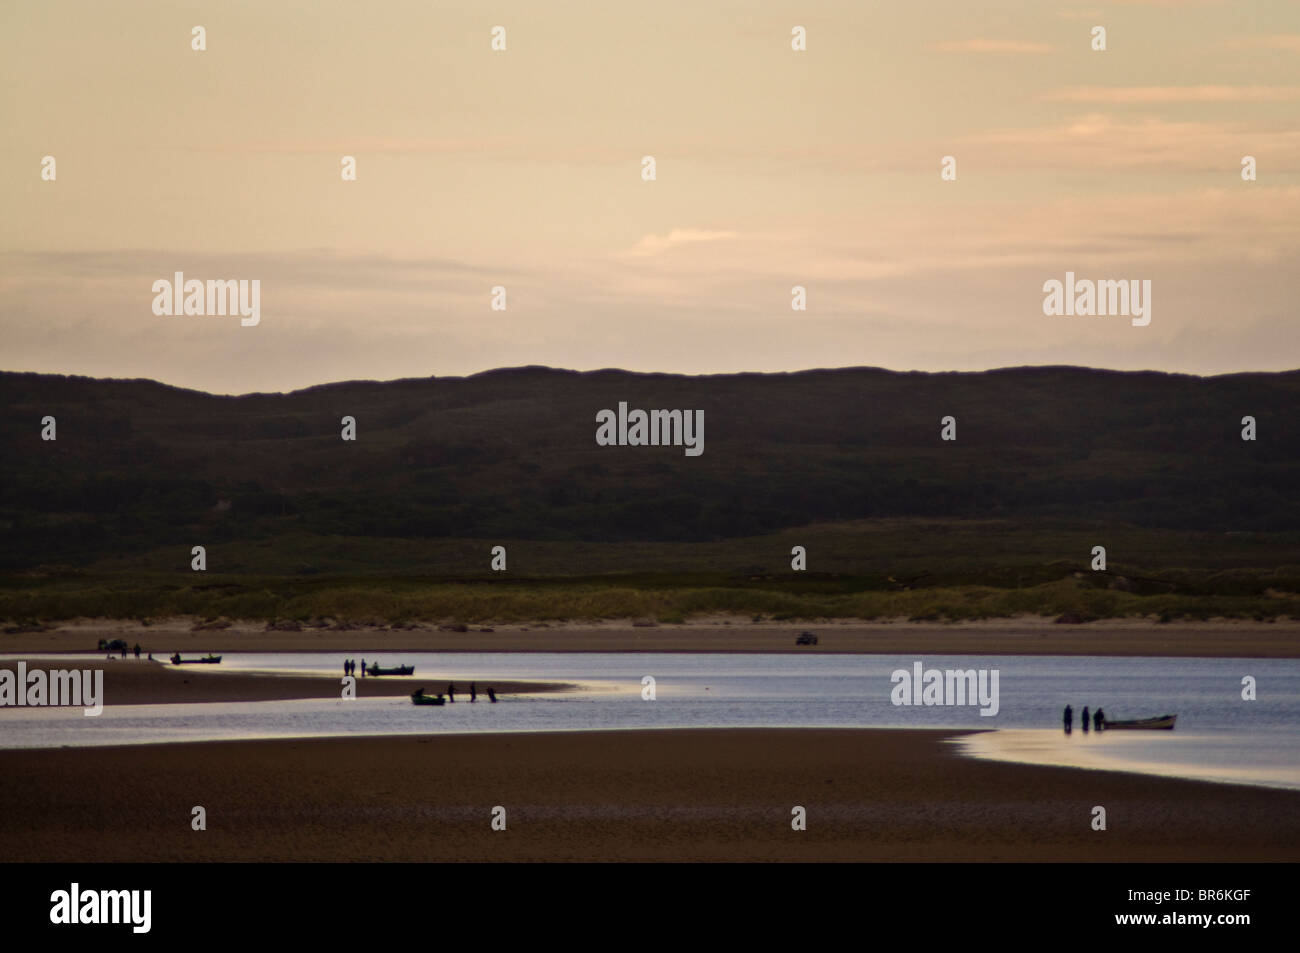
[[170, 653, 223, 665], [368, 664, 414, 676], [411, 689, 446, 706], [1104, 714, 1177, 730]]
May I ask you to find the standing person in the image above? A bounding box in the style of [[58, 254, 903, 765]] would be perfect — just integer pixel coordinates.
[[343, 659, 349, 676], [361, 659, 366, 678], [447, 682, 455, 703], [134, 644, 141, 660], [1094, 708, 1105, 732], [487, 687, 497, 703], [1081, 705, 1091, 733], [470, 681, 477, 703], [1063, 705, 1073, 733]]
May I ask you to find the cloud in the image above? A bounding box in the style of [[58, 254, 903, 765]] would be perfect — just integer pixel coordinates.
[[930, 39, 1055, 53], [6, 187, 1300, 390], [1105, 0, 1224, 6], [1045, 86, 1300, 103], [236, 137, 521, 156], [1222, 35, 1300, 52], [958, 114, 1300, 172], [621, 229, 739, 258]]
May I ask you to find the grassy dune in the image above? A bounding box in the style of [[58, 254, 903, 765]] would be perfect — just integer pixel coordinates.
[[4, 566, 1297, 626]]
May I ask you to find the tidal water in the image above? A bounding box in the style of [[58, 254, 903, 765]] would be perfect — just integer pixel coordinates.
[[2, 652, 1297, 790]]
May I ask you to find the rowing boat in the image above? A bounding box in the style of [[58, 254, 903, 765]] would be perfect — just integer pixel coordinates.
[[368, 664, 414, 676], [1104, 714, 1176, 730]]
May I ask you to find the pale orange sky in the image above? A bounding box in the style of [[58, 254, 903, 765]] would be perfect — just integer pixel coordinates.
[[2, 0, 1298, 393]]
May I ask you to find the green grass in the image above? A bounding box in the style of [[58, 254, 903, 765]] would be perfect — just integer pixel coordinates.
[[3, 569, 1297, 626], [7, 519, 1298, 626]]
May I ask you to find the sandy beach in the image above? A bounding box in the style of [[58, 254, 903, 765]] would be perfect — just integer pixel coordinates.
[[0, 658, 573, 705], [5, 615, 1299, 657], [2, 727, 1297, 862]]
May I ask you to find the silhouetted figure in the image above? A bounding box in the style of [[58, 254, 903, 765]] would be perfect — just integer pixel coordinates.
[[147, 653, 153, 661], [1063, 704, 1073, 733], [343, 659, 349, 676], [447, 682, 455, 703], [134, 644, 141, 659], [487, 687, 497, 703], [470, 681, 477, 703], [1081, 705, 1091, 733], [1094, 708, 1105, 732], [360, 659, 366, 678]]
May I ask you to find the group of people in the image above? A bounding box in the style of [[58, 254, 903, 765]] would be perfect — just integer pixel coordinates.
[[344, 661, 498, 702], [104, 643, 151, 661], [1063, 704, 1105, 733], [444, 681, 497, 703]]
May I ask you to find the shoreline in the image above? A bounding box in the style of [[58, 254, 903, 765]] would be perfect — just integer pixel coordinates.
[[2, 727, 1297, 862], [0, 658, 575, 705], [4, 615, 1299, 658], [954, 728, 1300, 793]]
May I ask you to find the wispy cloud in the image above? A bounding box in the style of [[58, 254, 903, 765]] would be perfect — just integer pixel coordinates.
[[1046, 85, 1300, 103], [930, 39, 1055, 53], [621, 229, 739, 258], [1106, 0, 1224, 6], [959, 114, 1300, 172], [237, 137, 521, 156], [1222, 35, 1300, 52]]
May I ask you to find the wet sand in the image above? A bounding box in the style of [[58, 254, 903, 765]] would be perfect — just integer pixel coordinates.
[[0, 658, 573, 705], [6, 616, 1299, 657], [2, 728, 1297, 862]]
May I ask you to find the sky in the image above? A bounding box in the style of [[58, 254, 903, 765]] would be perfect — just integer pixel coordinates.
[[2, 0, 1298, 394]]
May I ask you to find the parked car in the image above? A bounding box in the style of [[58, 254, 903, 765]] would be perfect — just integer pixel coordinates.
[[795, 631, 819, 645]]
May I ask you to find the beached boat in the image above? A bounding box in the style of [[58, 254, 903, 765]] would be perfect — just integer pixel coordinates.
[[368, 664, 414, 676], [411, 690, 445, 706], [1104, 714, 1177, 730], [170, 653, 222, 665]]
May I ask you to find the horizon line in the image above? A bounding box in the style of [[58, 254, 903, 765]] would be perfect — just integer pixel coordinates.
[[4, 363, 1299, 400]]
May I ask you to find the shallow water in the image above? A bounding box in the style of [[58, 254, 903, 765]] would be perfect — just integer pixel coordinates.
[[2, 652, 1297, 790]]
